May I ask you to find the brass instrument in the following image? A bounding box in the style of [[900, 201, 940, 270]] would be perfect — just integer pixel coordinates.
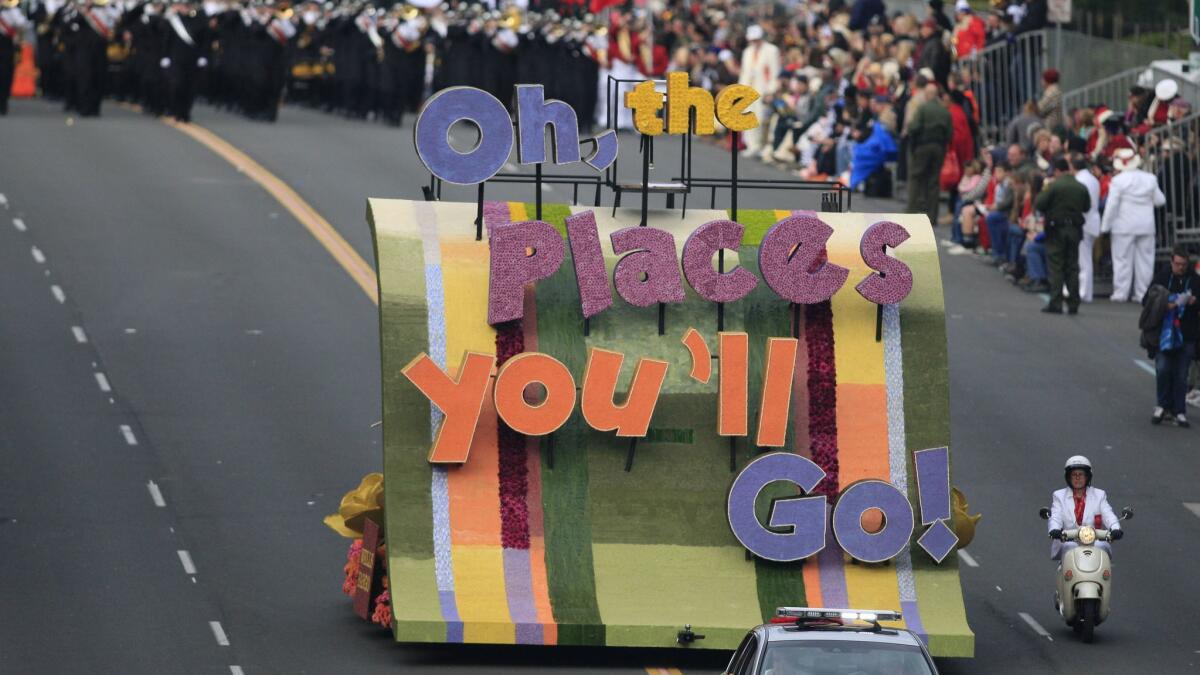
[[500, 5, 520, 30]]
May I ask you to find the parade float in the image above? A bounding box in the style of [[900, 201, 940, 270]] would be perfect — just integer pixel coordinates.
[[326, 74, 977, 657]]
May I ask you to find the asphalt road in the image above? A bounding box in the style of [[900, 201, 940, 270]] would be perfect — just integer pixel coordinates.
[[2, 97, 1199, 674]]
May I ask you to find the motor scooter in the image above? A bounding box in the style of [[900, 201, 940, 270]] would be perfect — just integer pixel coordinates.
[[1038, 506, 1133, 643]]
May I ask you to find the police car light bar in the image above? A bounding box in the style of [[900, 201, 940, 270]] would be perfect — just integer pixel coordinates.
[[776, 607, 903, 623]]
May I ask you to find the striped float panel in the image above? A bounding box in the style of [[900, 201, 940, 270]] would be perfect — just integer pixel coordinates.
[[366, 200, 973, 656]]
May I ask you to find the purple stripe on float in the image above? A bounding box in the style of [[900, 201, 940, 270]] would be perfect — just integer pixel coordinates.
[[438, 590, 464, 642], [502, 549, 542, 644], [901, 600, 927, 644], [816, 504, 849, 607]]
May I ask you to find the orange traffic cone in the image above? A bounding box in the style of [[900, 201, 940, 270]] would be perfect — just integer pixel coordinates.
[[12, 43, 36, 98]]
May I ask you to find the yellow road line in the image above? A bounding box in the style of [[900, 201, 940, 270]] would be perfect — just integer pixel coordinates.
[[160, 117, 379, 305]]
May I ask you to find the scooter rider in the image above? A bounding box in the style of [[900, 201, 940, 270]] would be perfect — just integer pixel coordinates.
[[1047, 456, 1123, 560]]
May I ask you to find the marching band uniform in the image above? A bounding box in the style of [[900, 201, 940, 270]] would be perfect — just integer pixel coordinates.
[[162, 3, 209, 121], [25, 0, 606, 128], [65, 0, 119, 116]]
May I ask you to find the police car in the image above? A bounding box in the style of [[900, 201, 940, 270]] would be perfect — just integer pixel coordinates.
[[723, 607, 939, 675]]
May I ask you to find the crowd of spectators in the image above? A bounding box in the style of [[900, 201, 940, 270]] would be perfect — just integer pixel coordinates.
[[651, 0, 1198, 417]]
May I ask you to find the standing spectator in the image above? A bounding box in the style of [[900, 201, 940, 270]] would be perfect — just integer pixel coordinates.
[[926, 0, 954, 33], [1014, 0, 1048, 34], [1102, 148, 1166, 303], [905, 79, 953, 226], [739, 24, 781, 157], [1150, 247, 1200, 427], [848, 0, 887, 32], [1034, 157, 1090, 314], [952, 0, 986, 59], [1072, 154, 1102, 303], [915, 18, 951, 87], [1038, 68, 1063, 132], [944, 88, 975, 223]]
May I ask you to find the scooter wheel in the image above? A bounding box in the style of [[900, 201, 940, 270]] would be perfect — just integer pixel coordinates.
[[1078, 598, 1098, 643]]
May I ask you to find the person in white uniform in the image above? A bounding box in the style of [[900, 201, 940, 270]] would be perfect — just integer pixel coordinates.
[[1072, 154, 1102, 302], [738, 24, 780, 157], [1047, 456, 1123, 561], [1102, 148, 1166, 303]]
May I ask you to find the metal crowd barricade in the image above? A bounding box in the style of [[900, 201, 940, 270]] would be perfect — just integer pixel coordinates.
[[1061, 67, 1143, 120], [956, 30, 1048, 147], [1062, 66, 1200, 122], [1141, 111, 1200, 255]]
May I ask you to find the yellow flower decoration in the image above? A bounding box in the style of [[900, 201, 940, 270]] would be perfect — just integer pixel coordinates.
[[950, 487, 982, 549], [324, 473, 385, 538]]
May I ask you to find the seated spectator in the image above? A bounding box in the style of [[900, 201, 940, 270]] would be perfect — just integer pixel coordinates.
[[1003, 171, 1031, 280], [980, 160, 1013, 263], [1126, 85, 1152, 130], [1007, 143, 1036, 178], [1007, 100, 1044, 152], [763, 73, 814, 163], [1088, 110, 1134, 161], [953, 158, 987, 251], [1067, 107, 1095, 153], [1018, 174, 1050, 292]]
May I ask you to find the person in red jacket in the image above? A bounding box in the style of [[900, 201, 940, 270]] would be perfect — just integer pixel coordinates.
[[952, 0, 986, 59], [940, 87, 976, 223], [945, 89, 976, 166]]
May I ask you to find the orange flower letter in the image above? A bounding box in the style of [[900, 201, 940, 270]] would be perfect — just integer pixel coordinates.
[[580, 347, 669, 437], [756, 337, 799, 447], [494, 352, 577, 435], [718, 332, 749, 436], [681, 327, 712, 383], [402, 351, 496, 463]]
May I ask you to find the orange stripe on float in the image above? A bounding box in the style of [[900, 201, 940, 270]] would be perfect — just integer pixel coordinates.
[[833, 384, 890, 485], [448, 381, 503, 545]]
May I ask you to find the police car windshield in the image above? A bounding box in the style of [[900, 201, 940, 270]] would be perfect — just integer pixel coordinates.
[[758, 640, 932, 675]]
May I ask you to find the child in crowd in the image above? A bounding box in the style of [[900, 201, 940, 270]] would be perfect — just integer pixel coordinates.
[[953, 158, 987, 251]]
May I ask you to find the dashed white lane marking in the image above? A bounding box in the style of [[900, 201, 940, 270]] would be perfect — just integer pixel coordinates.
[[958, 549, 979, 568], [124, 328, 137, 334], [1018, 612, 1054, 641], [177, 550, 197, 575], [0, 193, 8, 208], [119, 425, 138, 446], [94, 372, 112, 393], [209, 621, 230, 646], [230, 666, 245, 675], [50, 285, 65, 303], [13, 217, 26, 231], [71, 326, 88, 343], [1134, 359, 1156, 376], [1184, 503, 1200, 519], [147, 480, 166, 507], [31, 246, 45, 263]]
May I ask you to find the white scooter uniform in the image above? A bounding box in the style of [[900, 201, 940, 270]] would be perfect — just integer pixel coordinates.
[[1047, 485, 1121, 560]]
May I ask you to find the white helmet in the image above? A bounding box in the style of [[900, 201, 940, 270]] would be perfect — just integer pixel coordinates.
[[1064, 455, 1092, 486]]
